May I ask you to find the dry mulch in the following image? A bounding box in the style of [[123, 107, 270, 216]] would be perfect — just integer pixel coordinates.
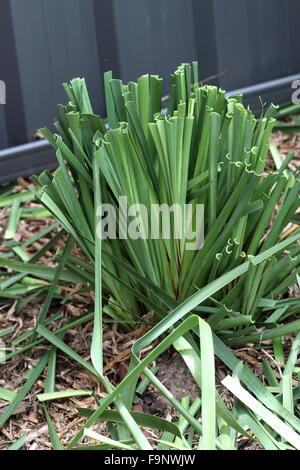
[[269, 130, 300, 171]]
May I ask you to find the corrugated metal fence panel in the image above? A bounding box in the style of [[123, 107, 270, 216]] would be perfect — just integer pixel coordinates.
[[9, 0, 102, 145], [111, 0, 197, 88], [0, 0, 27, 148], [0, 108, 7, 149], [212, 0, 300, 91], [1, 0, 300, 180]]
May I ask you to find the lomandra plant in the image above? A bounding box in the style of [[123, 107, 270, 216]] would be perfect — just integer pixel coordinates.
[[2, 62, 300, 451], [37, 62, 299, 330]]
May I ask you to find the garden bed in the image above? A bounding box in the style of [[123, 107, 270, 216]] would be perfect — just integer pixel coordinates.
[[0, 64, 300, 451]]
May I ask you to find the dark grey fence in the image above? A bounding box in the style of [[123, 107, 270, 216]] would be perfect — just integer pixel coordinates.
[[1, 0, 300, 181]]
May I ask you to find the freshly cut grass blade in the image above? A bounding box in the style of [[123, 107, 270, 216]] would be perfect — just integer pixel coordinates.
[[0, 388, 17, 402], [6, 432, 29, 451], [174, 397, 201, 449], [0, 328, 14, 339], [281, 333, 300, 416], [213, 334, 300, 433], [222, 375, 300, 449], [0, 188, 37, 208], [4, 199, 21, 240], [91, 156, 103, 375], [226, 320, 300, 346], [134, 366, 158, 399], [37, 390, 93, 402], [174, 336, 251, 439], [43, 406, 64, 450], [44, 347, 58, 395], [0, 257, 87, 284], [0, 227, 66, 290], [77, 408, 182, 438], [262, 360, 279, 388], [83, 428, 135, 450], [236, 401, 281, 450], [175, 321, 215, 450]]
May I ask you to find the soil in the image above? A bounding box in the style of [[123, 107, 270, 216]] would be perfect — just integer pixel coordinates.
[[142, 350, 199, 417]]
